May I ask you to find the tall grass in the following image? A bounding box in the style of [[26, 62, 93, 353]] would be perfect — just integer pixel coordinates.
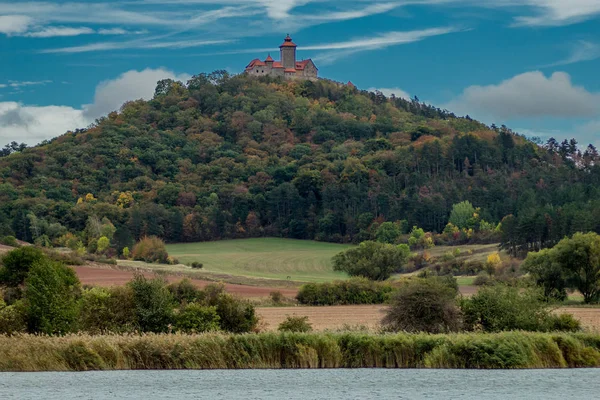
[[1, 332, 600, 371]]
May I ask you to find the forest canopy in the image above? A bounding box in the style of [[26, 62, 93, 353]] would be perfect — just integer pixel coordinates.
[[1, 71, 599, 254]]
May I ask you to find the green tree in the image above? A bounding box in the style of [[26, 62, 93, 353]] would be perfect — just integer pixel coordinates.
[[449, 201, 476, 230], [174, 303, 220, 333], [375, 222, 401, 244], [78, 287, 137, 333], [553, 232, 600, 304], [24, 259, 80, 335], [460, 285, 577, 332], [128, 274, 175, 333], [522, 248, 568, 301], [407, 226, 434, 249], [0, 247, 45, 288], [332, 241, 411, 281], [97, 236, 110, 253]]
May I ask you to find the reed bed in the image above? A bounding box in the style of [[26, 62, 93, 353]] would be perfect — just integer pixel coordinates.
[[1, 331, 600, 371]]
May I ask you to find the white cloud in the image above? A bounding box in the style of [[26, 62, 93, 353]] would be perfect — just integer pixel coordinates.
[[511, 0, 600, 27], [368, 87, 411, 100], [310, 27, 461, 65], [42, 38, 232, 53], [446, 71, 600, 120], [0, 68, 190, 146], [0, 80, 52, 89], [20, 26, 143, 38], [0, 15, 32, 35], [545, 41, 600, 67], [83, 68, 191, 119], [0, 102, 88, 146], [23, 26, 95, 38]]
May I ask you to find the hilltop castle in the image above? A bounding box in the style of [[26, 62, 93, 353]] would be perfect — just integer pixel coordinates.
[[245, 35, 318, 81]]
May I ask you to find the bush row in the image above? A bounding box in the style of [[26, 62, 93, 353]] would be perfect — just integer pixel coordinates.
[[0, 247, 257, 335], [296, 278, 394, 305], [1, 331, 599, 371]]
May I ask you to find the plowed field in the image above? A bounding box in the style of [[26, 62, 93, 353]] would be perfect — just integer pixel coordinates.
[[257, 305, 600, 332]]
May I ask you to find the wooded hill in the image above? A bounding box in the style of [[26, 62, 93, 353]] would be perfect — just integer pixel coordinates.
[[1, 71, 599, 255]]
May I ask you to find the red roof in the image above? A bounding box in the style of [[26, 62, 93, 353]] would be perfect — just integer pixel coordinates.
[[280, 34, 297, 48], [245, 58, 261, 69], [284, 68, 297, 73], [295, 60, 313, 70], [272, 62, 284, 68], [265, 54, 274, 62]]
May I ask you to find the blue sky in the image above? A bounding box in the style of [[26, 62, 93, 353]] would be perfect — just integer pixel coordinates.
[[1, 0, 599, 147]]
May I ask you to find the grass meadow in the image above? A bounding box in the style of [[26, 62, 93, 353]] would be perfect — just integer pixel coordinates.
[[114, 239, 502, 287], [164, 238, 352, 283]]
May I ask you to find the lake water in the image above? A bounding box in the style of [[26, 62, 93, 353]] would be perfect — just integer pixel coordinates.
[[0, 369, 598, 399]]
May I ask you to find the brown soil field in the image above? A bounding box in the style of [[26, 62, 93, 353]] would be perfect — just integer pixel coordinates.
[[257, 305, 600, 332], [74, 265, 298, 298], [257, 305, 386, 331]]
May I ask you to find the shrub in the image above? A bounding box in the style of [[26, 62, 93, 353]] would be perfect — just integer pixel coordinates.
[[548, 313, 581, 332], [278, 316, 313, 332], [207, 293, 258, 333], [408, 227, 434, 250], [131, 236, 169, 264], [296, 278, 393, 306], [166, 256, 180, 265], [83, 254, 117, 265], [122, 247, 130, 259], [45, 249, 85, 266], [0, 299, 26, 335], [128, 274, 175, 333], [473, 273, 492, 286], [485, 252, 502, 272], [270, 290, 284, 304], [332, 241, 410, 281], [0, 247, 46, 287], [174, 303, 220, 333], [168, 279, 203, 305], [78, 287, 137, 333], [460, 285, 578, 332], [96, 236, 110, 253], [0, 236, 19, 247], [24, 259, 81, 335], [190, 261, 203, 269], [382, 278, 462, 333]]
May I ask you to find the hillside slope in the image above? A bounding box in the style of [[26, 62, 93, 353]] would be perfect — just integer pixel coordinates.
[[1, 72, 599, 253]]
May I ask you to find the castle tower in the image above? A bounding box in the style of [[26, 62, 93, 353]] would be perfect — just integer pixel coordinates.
[[280, 34, 297, 70]]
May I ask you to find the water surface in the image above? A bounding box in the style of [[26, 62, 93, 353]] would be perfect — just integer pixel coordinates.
[[1, 369, 597, 399]]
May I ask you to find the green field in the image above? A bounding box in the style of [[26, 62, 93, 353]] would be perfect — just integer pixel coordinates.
[[118, 238, 504, 287], [165, 238, 352, 283]]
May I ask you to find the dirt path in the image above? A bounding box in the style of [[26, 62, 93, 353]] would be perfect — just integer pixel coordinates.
[[73, 266, 298, 299], [257, 305, 600, 332]]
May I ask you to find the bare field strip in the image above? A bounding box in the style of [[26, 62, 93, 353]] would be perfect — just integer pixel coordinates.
[[74, 266, 298, 298], [257, 305, 600, 332], [257, 305, 386, 331]]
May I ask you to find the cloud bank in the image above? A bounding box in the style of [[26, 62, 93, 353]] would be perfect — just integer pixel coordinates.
[[0, 68, 190, 146], [446, 71, 600, 120]]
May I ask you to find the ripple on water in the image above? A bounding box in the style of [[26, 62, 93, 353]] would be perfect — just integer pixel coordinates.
[[0, 369, 599, 400]]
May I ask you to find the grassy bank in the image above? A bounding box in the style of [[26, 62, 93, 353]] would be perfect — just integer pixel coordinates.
[[1, 331, 600, 371]]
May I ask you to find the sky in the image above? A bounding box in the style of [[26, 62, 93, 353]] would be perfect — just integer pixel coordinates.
[[1, 0, 599, 147]]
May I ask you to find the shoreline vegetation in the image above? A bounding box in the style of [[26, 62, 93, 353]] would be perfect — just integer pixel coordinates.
[[1, 331, 600, 372]]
